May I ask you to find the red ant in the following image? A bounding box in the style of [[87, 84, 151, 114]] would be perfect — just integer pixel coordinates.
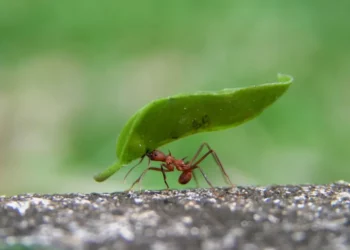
[[124, 142, 234, 192]]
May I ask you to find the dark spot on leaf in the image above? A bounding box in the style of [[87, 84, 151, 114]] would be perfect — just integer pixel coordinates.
[[201, 114, 210, 127], [192, 119, 201, 130], [170, 131, 179, 140], [192, 115, 210, 130]]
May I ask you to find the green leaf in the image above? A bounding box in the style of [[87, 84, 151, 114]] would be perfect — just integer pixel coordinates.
[[94, 73, 293, 182]]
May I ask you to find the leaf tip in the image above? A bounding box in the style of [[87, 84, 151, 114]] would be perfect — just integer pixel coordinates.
[[277, 73, 293, 85], [93, 161, 124, 182]]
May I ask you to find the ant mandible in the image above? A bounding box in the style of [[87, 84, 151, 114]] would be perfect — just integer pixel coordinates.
[[124, 142, 234, 191]]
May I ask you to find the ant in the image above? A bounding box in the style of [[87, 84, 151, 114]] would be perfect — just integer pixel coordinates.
[[123, 142, 234, 192]]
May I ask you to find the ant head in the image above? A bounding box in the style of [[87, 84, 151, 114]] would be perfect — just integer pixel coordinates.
[[146, 150, 166, 162]]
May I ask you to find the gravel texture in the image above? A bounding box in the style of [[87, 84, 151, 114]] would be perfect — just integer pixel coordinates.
[[1, 182, 350, 250]]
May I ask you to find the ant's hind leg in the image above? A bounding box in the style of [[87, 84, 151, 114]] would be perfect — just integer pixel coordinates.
[[201, 143, 234, 187], [190, 143, 234, 187], [192, 171, 200, 188], [191, 166, 219, 196]]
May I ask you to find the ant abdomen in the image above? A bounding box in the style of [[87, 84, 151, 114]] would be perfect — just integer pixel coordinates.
[[179, 170, 192, 184]]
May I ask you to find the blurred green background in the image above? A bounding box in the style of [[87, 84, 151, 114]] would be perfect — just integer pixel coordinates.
[[1, 1, 350, 195]]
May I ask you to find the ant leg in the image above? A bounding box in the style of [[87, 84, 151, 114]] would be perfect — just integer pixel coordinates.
[[160, 164, 170, 190], [190, 166, 214, 189], [201, 143, 232, 185], [126, 167, 171, 192], [139, 163, 170, 190], [189, 143, 234, 187], [192, 171, 200, 188], [191, 166, 219, 195], [139, 164, 172, 190], [123, 154, 148, 183]]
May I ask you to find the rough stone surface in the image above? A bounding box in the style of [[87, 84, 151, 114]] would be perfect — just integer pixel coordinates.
[[1, 182, 350, 250]]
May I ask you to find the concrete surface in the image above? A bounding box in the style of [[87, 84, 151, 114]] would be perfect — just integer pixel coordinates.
[[1, 182, 350, 250]]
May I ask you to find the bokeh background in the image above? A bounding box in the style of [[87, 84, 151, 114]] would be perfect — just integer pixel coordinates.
[[1, 1, 350, 195]]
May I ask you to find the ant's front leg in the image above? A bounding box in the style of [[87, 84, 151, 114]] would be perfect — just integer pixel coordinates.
[[123, 155, 149, 183], [126, 167, 171, 192]]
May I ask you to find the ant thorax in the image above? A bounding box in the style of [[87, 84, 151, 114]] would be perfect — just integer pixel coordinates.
[[165, 156, 173, 165]]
